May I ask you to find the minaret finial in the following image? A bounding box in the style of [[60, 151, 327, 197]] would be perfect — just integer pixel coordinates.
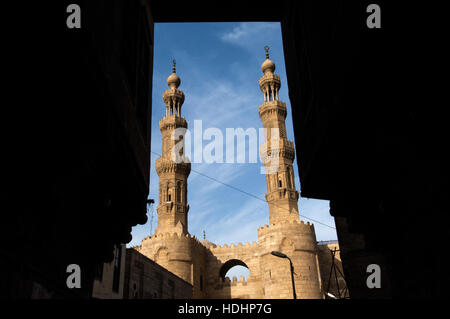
[[203, 230, 206, 240], [264, 45, 270, 59], [167, 59, 181, 89]]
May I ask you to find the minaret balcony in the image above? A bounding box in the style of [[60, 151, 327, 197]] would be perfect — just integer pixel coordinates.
[[259, 73, 281, 90], [163, 88, 185, 105], [155, 157, 191, 175], [258, 100, 287, 119], [159, 115, 187, 130], [259, 139, 295, 162]]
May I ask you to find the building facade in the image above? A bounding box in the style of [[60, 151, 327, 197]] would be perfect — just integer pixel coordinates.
[[92, 244, 127, 299], [134, 50, 329, 299], [123, 248, 193, 299]]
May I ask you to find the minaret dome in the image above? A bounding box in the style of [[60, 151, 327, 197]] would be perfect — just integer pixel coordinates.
[[261, 45, 276, 74]]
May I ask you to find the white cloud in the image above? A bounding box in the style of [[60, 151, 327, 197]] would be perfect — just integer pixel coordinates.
[[220, 22, 280, 50]]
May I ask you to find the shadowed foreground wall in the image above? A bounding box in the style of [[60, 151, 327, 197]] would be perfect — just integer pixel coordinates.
[[124, 248, 193, 299]]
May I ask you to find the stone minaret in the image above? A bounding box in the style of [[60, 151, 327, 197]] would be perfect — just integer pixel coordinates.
[[258, 46, 300, 225], [155, 60, 191, 236], [257, 47, 322, 299]]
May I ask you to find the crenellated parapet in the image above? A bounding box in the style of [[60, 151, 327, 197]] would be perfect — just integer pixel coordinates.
[[142, 232, 202, 245], [214, 274, 253, 286], [208, 274, 263, 299], [209, 241, 259, 257], [140, 232, 210, 257], [257, 220, 315, 238], [256, 220, 318, 256]]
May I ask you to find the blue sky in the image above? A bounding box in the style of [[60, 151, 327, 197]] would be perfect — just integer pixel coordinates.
[[129, 22, 337, 279]]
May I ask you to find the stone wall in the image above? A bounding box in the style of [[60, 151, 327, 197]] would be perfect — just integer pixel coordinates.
[[123, 248, 192, 299]]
